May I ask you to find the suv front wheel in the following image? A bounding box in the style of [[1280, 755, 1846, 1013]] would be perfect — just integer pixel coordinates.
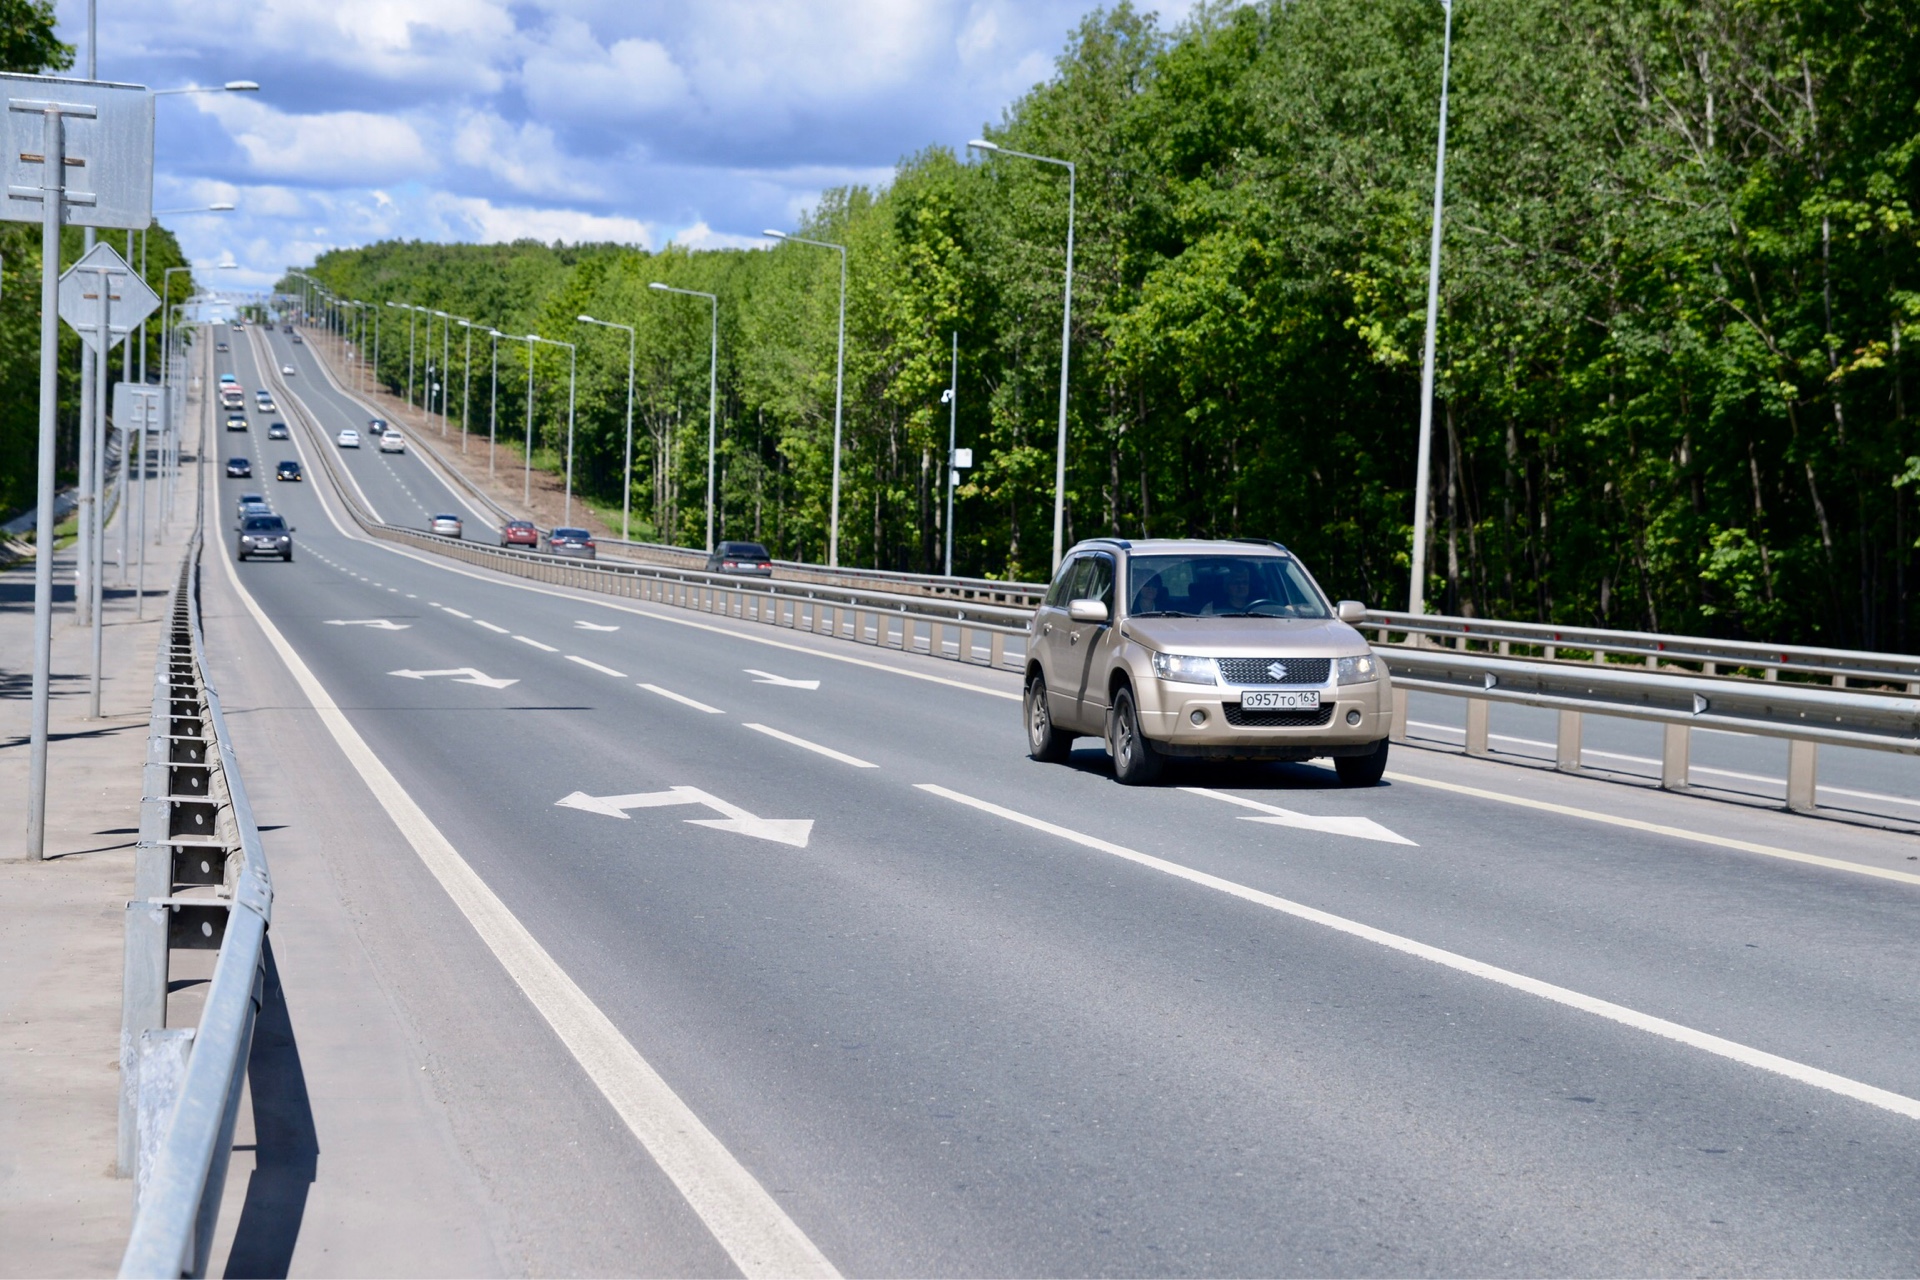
[[1109, 684, 1164, 785], [1024, 673, 1073, 763], [1335, 738, 1389, 787]]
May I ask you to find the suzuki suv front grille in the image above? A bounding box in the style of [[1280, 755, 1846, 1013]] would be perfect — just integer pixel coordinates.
[[1216, 657, 1331, 687]]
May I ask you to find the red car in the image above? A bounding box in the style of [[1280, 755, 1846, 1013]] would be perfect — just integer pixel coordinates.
[[500, 520, 538, 549]]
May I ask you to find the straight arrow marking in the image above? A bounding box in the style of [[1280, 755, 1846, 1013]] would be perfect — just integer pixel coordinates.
[[744, 669, 820, 690], [1181, 786, 1416, 846], [325, 618, 411, 630], [388, 667, 520, 689], [556, 786, 812, 847]]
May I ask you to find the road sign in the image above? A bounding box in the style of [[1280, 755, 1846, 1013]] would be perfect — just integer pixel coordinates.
[[60, 242, 159, 352], [113, 382, 165, 430], [0, 74, 152, 230]]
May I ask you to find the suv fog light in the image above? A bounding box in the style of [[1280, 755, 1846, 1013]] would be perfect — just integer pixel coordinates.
[[1346, 709, 1362, 726], [1189, 709, 1208, 726]]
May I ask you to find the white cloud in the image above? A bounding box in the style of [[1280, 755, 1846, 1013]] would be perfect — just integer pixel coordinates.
[[431, 194, 656, 247], [452, 112, 597, 199], [668, 221, 769, 251], [198, 96, 433, 183], [521, 18, 688, 121]]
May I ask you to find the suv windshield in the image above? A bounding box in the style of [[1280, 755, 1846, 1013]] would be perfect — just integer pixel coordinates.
[[1127, 554, 1329, 619]]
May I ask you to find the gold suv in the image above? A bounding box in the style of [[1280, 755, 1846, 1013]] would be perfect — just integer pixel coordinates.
[[1023, 538, 1392, 785]]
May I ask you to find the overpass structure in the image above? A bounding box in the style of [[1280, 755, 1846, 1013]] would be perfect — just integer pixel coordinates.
[[107, 317, 1920, 1273]]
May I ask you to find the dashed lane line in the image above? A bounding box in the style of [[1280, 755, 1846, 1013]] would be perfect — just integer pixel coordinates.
[[567, 655, 628, 678], [475, 620, 509, 634], [741, 723, 876, 769], [640, 683, 724, 714], [514, 635, 559, 653], [916, 782, 1920, 1123]]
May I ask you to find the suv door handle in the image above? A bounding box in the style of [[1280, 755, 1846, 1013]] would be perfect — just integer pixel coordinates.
[[1042, 622, 1053, 635], [1069, 631, 1081, 645]]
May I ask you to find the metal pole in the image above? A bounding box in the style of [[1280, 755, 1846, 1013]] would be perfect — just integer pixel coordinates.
[[563, 342, 576, 526], [1408, 0, 1453, 617], [89, 266, 113, 719], [133, 415, 145, 619], [461, 322, 471, 453], [442, 312, 451, 435], [828, 249, 845, 566], [945, 330, 958, 577], [489, 330, 498, 480], [26, 104, 67, 860], [523, 336, 534, 507], [1051, 163, 1075, 572], [406, 305, 415, 407], [706, 297, 717, 553], [623, 327, 634, 541]]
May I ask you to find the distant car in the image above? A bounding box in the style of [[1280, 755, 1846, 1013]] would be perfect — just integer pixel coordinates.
[[266, 422, 289, 440], [236, 513, 293, 562], [337, 428, 361, 448], [290, 335, 302, 345], [705, 540, 773, 577], [256, 397, 276, 412], [378, 431, 405, 453], [215, 342, 229, 352], [276, 460, 302, 482], [226, 457, 252, 478], [499, 520, 538, 549], [367, 418, 388, 434], [282, 325, 292, 334], [219, 373, 236, 384], [234, 492, 268, 518], [429, 514, 462, 538], [225, 415, 247, 431], [545, 527, 596, 559], [281, 364, 296, 375]]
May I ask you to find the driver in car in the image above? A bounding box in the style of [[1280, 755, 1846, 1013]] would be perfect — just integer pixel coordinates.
[[1203, 563, 1256, 615]]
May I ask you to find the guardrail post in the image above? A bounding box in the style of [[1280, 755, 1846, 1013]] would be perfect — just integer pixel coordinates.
[[1464, 698, 1489, 755], [1556, 711, 1582, 772], [133, 1027, 195, 1206], [1389, 687, 1408, 742], [959, 625, 974, 664], [991, 632, 1006, 669], [118, 903, 170, 1178], [931, 620, 945, 659], [1661, 724, 1690, 790], [1786, 740, 1818, 812]]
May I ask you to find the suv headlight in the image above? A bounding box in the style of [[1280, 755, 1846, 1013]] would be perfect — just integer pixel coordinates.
[[1336, 653, 1380, 685], [1151, 652, 1220, 685]]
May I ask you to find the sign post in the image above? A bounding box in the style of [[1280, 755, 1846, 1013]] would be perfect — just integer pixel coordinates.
[[4, 73, 152, 860], [114, 383, 165, 619]]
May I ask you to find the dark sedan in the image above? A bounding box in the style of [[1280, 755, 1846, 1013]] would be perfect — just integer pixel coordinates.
[[545, 527, 596, 559], [705, 540, 774, 577], [226, 457, 252, 478], [276, 460, 303, 482]]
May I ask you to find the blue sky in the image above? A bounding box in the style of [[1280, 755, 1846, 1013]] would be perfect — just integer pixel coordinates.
[[56, 0, 1195, 292]]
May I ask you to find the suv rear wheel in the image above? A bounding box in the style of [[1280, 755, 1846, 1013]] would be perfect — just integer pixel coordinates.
[[1024, 673, 1073, 763], [1334, 738, 1389, 787], [1109, 684, 1164, 785]]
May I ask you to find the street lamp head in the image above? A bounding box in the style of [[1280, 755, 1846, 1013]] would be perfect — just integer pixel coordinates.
[[762, 230, 787, 240], [224, 80, 261, 92], [577, 314, 596, 323], [968, 138, 999, 153], [648, 282, 670, 292]]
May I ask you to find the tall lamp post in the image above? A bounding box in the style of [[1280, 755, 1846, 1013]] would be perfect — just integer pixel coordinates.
[[762, 230, 846, 565], [578, 313, 636, 541], [526, 336, 577, 524], [970, 138, 1075, 572], [487, 329, 502, 479], [649, 283, 719, 552], [1407, 0, 1454, 617], [456, 318, 477, 452], [519, 333, 537, 506], [387, 300, 420, 407]]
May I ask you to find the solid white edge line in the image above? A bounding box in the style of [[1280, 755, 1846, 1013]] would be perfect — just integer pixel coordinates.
[[1383, 771, 1920, 888], [741, 723, 877, 769], [212, 527, 837, 1278], [513, 634, 559, 652], [914, 782, 1920, 1122], [566, 655, 629, 678], [641, 683, 724, 714]]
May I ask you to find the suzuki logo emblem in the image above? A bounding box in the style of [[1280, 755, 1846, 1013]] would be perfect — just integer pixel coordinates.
[[1267, 661, 1287, 681]]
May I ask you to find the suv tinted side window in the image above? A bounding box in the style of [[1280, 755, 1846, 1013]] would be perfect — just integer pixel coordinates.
[[1044, 555, 1081, 608], [1077, 554, 1114, 610]]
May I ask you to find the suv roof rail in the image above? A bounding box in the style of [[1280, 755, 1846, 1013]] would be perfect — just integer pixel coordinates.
[[1081, 537, 1132, 550], [1231, 538, 1290, 553]]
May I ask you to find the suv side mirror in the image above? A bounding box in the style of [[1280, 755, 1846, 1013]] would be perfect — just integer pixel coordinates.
[[1337, 599, 1367, 623], [1068, 598, 1109, 624]]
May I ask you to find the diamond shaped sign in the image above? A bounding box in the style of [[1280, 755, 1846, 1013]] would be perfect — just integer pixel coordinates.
[[58, 241, 158, 352]]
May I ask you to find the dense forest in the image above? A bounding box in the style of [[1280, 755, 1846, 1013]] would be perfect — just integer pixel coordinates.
[[0, 0, 194, 519], [293, 0, 1920, 649]]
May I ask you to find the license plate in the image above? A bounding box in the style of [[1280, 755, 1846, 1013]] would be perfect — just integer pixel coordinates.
[[1240, 690, 1320, 710]]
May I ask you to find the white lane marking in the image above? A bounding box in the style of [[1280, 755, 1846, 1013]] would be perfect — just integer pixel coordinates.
[[406, 593, 416, 599], [428, 602, 441, 607], [917, 783, 1920, 1121], [324, 618, 410, 630], [576, 620, 620, 631], [215, 545, 835, 1279], [474, 620, 509, 633], [567, 655, 627, 678], [741, 723, 875, 769], [745, 669, 820, 690], [556, 785, 812, 847], [389, 666, 519, 689], [442, 607, 472, 618], [1385, 771, 1920, 888], [640, 683, 724, 714], [1182, 786, 1415, 845], [1408, 720, 1920, 811], [514, 634, 559, 652]]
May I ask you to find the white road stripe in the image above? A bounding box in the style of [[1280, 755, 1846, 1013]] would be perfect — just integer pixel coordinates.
[[567, 655, 627, 678], [514, 634, 559, 652], [917, 782, 1920, 1122], [742, 723, 876, 768], [474, 620, 508, 633], [217, 522, 837, 1278], [442, 607, 471, 618], [641, 683, 724, 714]]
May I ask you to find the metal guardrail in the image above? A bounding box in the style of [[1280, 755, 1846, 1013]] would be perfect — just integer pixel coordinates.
[[120, 371, 275, 1278]]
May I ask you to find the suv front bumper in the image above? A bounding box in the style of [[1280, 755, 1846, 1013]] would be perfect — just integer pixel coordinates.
[[1136, 677, 1391, 760]]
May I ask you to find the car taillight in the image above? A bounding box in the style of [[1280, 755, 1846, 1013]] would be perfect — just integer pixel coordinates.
[[757, 562, 770, 569]]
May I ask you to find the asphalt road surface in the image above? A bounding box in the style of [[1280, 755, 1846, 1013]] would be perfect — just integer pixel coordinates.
[[199, 322, 1920, 1275]]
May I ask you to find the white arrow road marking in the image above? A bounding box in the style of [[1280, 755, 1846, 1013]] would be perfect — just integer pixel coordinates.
[[640, 683, 723, 714], [1182, 786, 1416, 845], [744, 669, 820, 690], [742, 723, 875, 768], [567, 655, 628, 678], [556, 786, 813, 847], [389, 667, 520, 689], [575, 620, 620, 631], [324, 618, 411, 630]]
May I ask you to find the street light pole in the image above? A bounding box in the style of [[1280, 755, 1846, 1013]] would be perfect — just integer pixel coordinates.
[[969, 139, 1076, 572], [521, 334, 536, 507], [488, 329, 501, 480], [763, 230, 847, 565], [578, 315, 636, 541], [945, 330, 959, 576], [648, 283, 719, 552], [1408, 0, 1454, 618]]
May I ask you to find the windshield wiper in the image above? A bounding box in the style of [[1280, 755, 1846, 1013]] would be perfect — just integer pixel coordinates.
[[1128, 610, 1193, 618]]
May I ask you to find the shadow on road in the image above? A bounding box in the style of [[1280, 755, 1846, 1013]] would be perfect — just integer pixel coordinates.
[[224, 941, 316, 1280]]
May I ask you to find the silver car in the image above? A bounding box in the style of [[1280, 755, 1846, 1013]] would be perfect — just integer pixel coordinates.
[[1023, 538, 1391, 786], [429, 514, 463, 538]]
